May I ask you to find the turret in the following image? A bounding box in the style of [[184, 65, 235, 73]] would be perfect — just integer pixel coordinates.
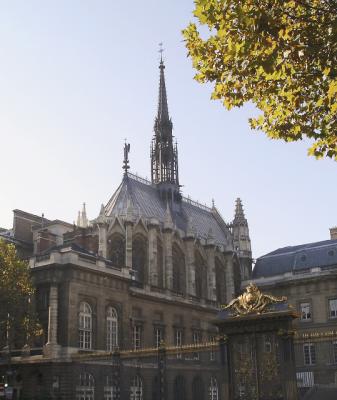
[[231, 198, 252, 280]]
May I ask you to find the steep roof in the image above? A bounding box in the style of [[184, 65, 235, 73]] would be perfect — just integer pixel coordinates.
[[253, 239, 337, 278], [103, 173, 232, 248]]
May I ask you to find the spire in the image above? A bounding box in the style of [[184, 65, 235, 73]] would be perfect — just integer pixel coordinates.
[[233, 198, 247, 224], [76, 203, 89, 228], [151, 49, 180, 203]]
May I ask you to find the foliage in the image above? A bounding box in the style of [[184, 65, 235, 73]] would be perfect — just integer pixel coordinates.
[[0, 239, 42, 348], [183, 0, 337, 159]]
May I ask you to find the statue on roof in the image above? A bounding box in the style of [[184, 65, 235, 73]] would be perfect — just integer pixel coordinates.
[[222, 283, 287, 316]]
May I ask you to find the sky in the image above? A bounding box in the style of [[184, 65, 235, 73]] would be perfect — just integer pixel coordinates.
[[0, 0, 336, 259]]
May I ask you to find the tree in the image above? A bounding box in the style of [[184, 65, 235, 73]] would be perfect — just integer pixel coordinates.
[[183, 0, 337, 160], [0, 239, 41, 349]]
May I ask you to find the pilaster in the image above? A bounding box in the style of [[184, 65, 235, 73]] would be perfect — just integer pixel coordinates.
[[43, 283, 61, 357], [205, 245, 216, 301], [163, 227, 173, 290]]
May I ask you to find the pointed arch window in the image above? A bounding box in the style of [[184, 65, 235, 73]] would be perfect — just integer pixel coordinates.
[[130, 375, 143, 400], [172, 244, 186, 294], [76, 372, 94, 400], [209, 377, 218, 400], [157, 240, 164, 288], [195, 251, 207, 299], [132, 235, 147, 284], [215, 258, 226, 304], [108, 234, 125, 268], [106, 307, 118, 351], [79, 302, 92, 350]]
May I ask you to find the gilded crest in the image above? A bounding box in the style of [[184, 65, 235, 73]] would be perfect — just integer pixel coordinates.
[[221, 283, 287, 316]]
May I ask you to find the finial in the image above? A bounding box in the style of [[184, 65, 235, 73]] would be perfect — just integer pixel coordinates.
[[158, 42, 164, 64], [41, 213, 45, 228], [123, 141, 131, 175], [212, 198, 215, 208]]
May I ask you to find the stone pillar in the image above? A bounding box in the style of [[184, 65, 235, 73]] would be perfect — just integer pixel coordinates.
[[205, 245, 216, 301], [44, 283, 61, 357], [163, 228, 173, 290], [184, 237, 196, 296], [98, 223, 107, 258], [148, 219, 159, 286]]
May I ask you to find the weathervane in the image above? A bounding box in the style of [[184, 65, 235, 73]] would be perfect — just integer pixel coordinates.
[[123, 140, 130, 175]]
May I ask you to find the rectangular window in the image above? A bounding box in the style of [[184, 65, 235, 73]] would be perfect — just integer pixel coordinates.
[[193, 331, 201, 360], [133, 325, 142, 350], [175, 329, 183, 359], [300, 302, 312, 321], [329, 299, 337, 318], [154, 327, 163, 348], [303, 343, 316, 365]]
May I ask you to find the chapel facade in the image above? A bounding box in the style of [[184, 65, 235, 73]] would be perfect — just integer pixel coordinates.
[[0, 58, 252, 400]]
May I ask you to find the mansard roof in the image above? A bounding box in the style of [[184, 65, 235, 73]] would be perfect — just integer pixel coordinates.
[[253, 238, 337, 278], [103, 173, 232, 248]]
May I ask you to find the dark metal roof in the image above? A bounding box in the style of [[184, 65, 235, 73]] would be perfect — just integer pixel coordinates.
[[104, 173, 232, 248], [253, 239, 337, 278]]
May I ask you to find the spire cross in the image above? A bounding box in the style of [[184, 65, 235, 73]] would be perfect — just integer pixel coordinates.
[[123, 141, 131, 175], [158, 42, 164, 62]]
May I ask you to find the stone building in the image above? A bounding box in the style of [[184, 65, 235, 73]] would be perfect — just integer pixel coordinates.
[[0, 58, 252, 400], [251, 228, 337, 396]]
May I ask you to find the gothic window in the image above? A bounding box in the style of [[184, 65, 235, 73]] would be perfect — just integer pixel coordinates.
[[215, 258, 226, 304], [79, 302, 92, 350], [209, 377, 218, 400], [192, 376, 205, 400], [108, 235, 125, 268], [132, 235, 147, 284], [130, 375, 143, 400], [174, 376, 186, 400], [104, 376, 117, 400], [106, 307, 118, 351], [172, 244, 186, 294], [76, 373, 94, 400], [157, 240, 164, 288], [195, 251, 207, 299]]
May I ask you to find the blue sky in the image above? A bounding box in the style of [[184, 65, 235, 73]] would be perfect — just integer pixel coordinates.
[[0, 0, 336, 259]]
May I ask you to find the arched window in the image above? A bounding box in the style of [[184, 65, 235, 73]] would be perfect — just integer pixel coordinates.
[[79, 302, 92, 350], [132, 236, 147, 284], [192, 376, 205, 400], [108, 235, 125, 267], [215, 258, 226, 304], [104, 375, 118, 400], [106, 307, 118, 351], [195, 251, 207, 299], [130, 375, 143, 400], [172, 244, 186, 294], [209, 377, 219, 400], [76, 372, 94, 400], [174, 376, 186, 400]]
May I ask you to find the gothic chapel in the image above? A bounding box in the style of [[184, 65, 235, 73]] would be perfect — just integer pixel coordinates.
[[0, 58, 252, 400]]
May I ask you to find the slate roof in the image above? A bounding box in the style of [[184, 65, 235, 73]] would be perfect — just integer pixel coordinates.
[[103, 173, 232, 248], [253, 239, 337, 278]]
